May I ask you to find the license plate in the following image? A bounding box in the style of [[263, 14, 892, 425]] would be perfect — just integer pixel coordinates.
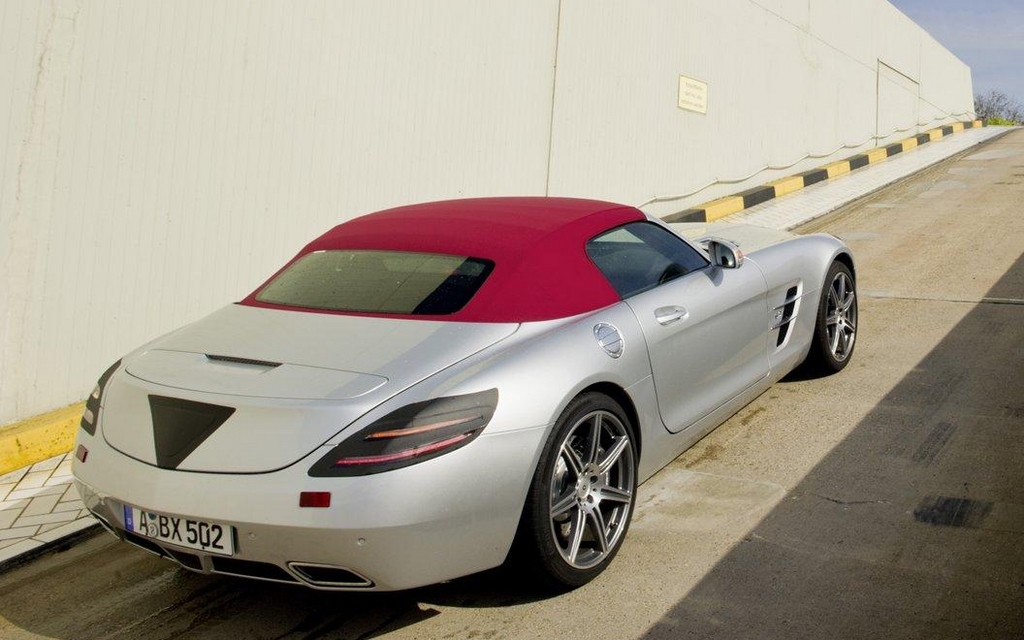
[[123, 505, 235, 556]]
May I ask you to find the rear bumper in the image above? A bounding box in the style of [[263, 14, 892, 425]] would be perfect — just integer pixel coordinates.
[[73, 424, 547, 591]]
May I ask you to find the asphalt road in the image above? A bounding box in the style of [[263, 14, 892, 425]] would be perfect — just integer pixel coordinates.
[[1, 130, 1022, 640]]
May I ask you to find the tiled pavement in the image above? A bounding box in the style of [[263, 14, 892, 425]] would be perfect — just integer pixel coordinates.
[[0, 452, 96, 566], [0, 124, 1015, 572]]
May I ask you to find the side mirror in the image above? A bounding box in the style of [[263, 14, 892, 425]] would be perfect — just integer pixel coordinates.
[[706, 238, 744, 268]]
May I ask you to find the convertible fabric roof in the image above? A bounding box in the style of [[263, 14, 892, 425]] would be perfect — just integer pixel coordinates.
[[240, 197, 645, 322]]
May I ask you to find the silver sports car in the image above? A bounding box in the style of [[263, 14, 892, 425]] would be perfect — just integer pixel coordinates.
[[73, 197, 857, 591]]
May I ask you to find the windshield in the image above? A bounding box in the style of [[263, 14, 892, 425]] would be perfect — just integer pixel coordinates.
[[255, 250, 494, 315]]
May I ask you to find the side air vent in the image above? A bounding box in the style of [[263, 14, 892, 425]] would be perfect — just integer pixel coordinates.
[[774, 286, 800, 347], [149, 396, 236, 469], [205, 354, 282, 368]]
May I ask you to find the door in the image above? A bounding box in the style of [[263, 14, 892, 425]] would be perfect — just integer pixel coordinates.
[[587, 222, 769, 433]]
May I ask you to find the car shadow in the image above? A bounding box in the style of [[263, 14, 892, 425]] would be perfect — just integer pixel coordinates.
[[778, 362, 825, 383], [0, 535, 559, 640], [638, 252, 1024, 638]]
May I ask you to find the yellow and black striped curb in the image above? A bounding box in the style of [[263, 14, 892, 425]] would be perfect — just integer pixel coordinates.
[[664, 120, 986, 223], [0, 402, 84, 475]]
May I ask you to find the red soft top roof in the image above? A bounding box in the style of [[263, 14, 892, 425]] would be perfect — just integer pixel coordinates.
[[241, 197, 644, 322]]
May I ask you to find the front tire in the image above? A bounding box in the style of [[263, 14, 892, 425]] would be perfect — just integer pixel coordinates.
[[518, 392, 637, 589], [806, 260, 857, 374]]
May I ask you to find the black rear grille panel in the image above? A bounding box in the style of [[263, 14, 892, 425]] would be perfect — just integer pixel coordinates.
[[124, 531, 167, 557], [166, 548, 204, 570], [148, 395, 236, 469]]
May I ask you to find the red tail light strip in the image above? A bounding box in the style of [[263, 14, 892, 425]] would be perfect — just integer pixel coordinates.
[[334, 432, 472, 467], [364, 415, 480, 440]]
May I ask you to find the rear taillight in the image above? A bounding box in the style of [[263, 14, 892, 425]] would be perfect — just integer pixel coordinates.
[[308, 389, 498, 477], [80, 359, 122, 436]]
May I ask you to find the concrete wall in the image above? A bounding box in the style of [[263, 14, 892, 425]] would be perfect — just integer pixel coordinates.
[[0, 0, 974, 425], [551, 0, 976, 209]]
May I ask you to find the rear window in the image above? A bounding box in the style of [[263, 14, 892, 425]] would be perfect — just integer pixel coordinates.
[[256, 250, 494, 315]]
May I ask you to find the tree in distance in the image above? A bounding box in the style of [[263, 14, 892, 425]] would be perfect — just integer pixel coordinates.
[[974, 90, 1023, 125]]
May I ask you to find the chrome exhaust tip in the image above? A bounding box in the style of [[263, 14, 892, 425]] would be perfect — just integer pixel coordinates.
[[288, 562, 374, 588]]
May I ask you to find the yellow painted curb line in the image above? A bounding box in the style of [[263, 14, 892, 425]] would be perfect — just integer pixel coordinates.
[[663, 119, 987, 224], [824, 161, 851, 178], [866, 148, 888, 163], [702, 195, 746, 222], [0, 402, 84, 475], [769, 175, 804, 197]]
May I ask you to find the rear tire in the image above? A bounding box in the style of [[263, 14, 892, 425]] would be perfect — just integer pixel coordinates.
[[806, 260, 857, 374], [516, 392, 637, 589]]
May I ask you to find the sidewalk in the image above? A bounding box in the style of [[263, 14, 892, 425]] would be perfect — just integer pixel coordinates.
[[0, 452, 96, 567], [0, 124, 1013, 572]]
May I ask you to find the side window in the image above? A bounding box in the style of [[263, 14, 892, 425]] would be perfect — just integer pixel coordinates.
[[587, 222, 709, 298]]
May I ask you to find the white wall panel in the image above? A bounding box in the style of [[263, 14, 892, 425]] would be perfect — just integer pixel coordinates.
[[0, 0, 976, 424], [750, 0, 809, 30], [808, 1, 878, 69], [0, 0, 561, 423], [877, 61, 921, 141]]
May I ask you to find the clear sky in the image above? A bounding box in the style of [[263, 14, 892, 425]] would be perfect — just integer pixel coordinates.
[[889, 0, 1024, 105]]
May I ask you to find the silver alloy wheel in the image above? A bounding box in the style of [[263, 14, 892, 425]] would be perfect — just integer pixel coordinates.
[[548, 409, 635, 570], [825, 271, 857, 362]]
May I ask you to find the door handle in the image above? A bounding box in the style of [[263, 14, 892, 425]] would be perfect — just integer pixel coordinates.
[[655, 305, 688, 325]]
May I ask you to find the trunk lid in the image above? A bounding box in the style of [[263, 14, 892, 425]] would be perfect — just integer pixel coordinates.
[[102, 304, 518, 472]]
